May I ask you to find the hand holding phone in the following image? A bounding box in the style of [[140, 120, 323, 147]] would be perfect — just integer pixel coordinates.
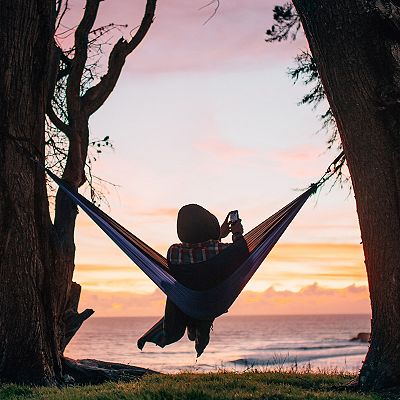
[[228, 210, 239, 224], [229, 210, 243, 239], [220, 210, 243, 240]]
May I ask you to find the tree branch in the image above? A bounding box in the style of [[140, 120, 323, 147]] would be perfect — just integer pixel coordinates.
[[62, 282, 94, 352], [199, 0, 220, 25], [47, 105, 72, 137], [82, 0, 157, 115], [46, 43, 72, 140], [67, 0, 101, 108], [56, 0, 69, 32], [56, 0, 63, 18], [57, 50, 73, 81]]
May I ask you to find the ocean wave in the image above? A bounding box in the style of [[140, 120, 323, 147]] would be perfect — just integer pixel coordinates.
[[252, 343, 368, 352], [229, 349, 367, 366]]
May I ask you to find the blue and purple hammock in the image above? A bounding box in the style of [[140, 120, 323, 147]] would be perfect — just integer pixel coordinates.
[[47, 169, 316, 321]]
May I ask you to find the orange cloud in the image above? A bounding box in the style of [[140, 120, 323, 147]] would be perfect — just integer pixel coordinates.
[[244, 243, 366, 292], [79, 289, 166, 317], [73, 243, 366, 295], [78, 284, 370, 317], [232, 284, 370, 315]]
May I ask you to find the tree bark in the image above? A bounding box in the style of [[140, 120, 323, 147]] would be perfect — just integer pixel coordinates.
[[0, 0, 61, 384], [293, 0, 400, 390], [0, 0, 157, 385]]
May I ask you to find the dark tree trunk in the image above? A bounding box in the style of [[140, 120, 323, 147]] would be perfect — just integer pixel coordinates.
[[0, 0, 60, 384], [0, 0, 157, 385], [54, 120, 95, 354], [293, 0, 400, 390]]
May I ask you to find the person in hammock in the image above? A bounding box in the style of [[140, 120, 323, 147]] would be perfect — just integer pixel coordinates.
[[137, 204, 247, 357]]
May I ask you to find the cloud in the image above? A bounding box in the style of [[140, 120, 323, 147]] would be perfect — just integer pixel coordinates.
[[78, 283, 370, 317], [232, 284, 370, 315], [270, 144, 329, 179], [134, 207, 178, 217], [73, 264, 157, 294], [246, 242, 366, 292], [194, 135, 258, 161], [74, 243, 366, 295], [275, 145, 323, 162], [79, 289, 166, 317]]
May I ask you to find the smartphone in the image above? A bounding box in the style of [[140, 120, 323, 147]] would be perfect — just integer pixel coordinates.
[[228, 210, 239, 223]]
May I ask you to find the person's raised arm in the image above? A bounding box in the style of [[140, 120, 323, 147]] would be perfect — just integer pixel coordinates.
[[231, 220, 244, 241], [219, 213, 230, 240], [219, 212, 244, 242]]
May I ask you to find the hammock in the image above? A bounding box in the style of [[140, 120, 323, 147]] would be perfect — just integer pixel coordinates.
[[46, 169, 316, 320]]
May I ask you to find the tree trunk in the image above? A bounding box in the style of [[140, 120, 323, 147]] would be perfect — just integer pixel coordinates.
[[0, 0, 158, 385], [293, 0, 400, 390], [0, 0, 61, 384]]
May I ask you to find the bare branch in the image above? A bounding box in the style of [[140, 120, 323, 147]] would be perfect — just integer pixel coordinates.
[[199, 0, 220, 25], [60, 51, 72, 68], [82, 0, 157, 115], [56, 50, 73, 81], [67, 0, 101, 106], [47, 105, 72, 137], [56, 0, 69, 32], [124, 0, 157, 54], [56, 0, 63, 17]]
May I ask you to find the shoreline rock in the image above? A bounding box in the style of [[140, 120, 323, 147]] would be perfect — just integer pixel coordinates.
[[350, 332, 370, 343]]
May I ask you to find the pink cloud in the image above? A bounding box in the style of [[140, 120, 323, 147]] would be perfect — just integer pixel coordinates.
[[195, 135, 258, 161], [78, 284, 371, 317], [270, 144, 332, 179], [274, 145, 323, 162]]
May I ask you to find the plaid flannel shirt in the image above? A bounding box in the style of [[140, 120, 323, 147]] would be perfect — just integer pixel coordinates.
[[167, 240, 231, 265]]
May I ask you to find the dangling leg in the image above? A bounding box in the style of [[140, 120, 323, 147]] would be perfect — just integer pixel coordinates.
[[194, 319, 214, 357], [137, 298, 187, 350], [162, 299, 187, 345], [137, 317, 165, 350]]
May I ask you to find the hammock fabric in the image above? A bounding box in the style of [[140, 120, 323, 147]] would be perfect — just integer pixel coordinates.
[[46, 169, 315, 320]]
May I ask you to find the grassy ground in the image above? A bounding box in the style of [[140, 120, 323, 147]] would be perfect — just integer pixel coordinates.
[[0, 372, 393, 400]]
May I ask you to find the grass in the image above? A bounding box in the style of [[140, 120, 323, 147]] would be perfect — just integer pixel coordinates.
[[0, 371, 392, 400]]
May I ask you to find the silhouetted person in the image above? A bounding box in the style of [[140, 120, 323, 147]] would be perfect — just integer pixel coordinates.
[[138, 204, 245, 356]]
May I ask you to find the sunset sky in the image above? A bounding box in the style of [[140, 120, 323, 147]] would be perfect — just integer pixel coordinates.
[[66, 0, 369, 316]]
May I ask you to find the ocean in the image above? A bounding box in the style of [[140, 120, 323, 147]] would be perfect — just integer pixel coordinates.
[[64, 315, 370, 373]]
